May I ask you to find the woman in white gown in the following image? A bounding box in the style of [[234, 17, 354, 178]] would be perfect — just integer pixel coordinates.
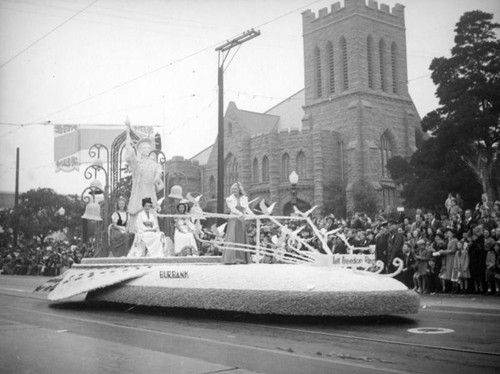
[[174, 200, 198, 256], [128, 197, 165, 258]]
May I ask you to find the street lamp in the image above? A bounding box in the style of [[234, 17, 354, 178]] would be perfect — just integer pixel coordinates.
[[289, 171, 299, 207]]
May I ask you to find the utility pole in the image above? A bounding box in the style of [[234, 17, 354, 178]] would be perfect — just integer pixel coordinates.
[[215, 29, 260, 215], [13, 147, 19, 248]]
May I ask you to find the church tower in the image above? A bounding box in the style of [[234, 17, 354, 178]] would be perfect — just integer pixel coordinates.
[[302, 0, 420, 213]]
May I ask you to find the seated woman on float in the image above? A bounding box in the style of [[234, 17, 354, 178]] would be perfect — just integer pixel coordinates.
[[174, 199, 199, 256], [127, 197, 166, 258], [109, 196, 134, 257]]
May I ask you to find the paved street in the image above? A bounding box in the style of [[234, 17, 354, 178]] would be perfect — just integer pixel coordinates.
[[0, 275, 499, 374]]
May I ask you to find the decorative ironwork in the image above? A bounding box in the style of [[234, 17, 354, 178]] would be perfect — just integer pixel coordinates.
[[109, 130, 139, 198], [149, 149, 166, 165]]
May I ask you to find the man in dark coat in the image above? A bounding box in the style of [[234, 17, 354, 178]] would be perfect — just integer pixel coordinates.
[[388, 220, 405, 273], [375, 221, 390, 273]]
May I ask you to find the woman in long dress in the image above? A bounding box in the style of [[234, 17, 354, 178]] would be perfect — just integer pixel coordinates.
[[125, 121, 163, 233], [174, 200, 198, 256], [222, 182, 253, 264], [437, 227, 458, 292], [109, 196, 133, 257], [127, 197, 165, 258]]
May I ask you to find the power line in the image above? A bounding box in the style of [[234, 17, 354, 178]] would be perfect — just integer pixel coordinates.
[[0, 0, 99, 69], [255, 0, 324, 29], [25, 0, 331, 124], [32, 44, 221, 124]]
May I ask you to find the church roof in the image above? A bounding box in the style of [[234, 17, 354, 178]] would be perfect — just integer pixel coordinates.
[[226, 102, 280, 135], [189, 90, 305, 165], [265, 89, 305, 131], [190, 144, 212, 165]]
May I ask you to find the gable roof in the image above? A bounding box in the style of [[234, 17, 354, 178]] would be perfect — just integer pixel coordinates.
[[265, 89, 304, 131], [226, 102, 280, 135], [190, 144, 212, 165]]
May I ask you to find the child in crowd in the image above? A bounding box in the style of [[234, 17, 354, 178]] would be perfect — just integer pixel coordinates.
[[451, 241, 470, 294], [413, 239, 431, 293]]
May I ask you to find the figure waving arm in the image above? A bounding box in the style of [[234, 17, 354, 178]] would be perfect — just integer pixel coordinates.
[[124, 118, 137, 169]]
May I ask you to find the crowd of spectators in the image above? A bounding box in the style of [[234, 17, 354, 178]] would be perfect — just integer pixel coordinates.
[[201, 192, 500, 296], [2, 192, 500, 297], [389, 193, 500, 296], [1, 239, 95, 276]]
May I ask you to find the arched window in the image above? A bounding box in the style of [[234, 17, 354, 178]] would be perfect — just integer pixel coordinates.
[[224, 153, 238, 195], [326, 41, 335, 94], [340, 36, 348, 91], [281, 153, 290, 180], [209, 176, 216, 199], [314, 46, 322, 98], [380, 132, 393, 178], [382, 187, 396, 211], [252, 158, 259, 183], [379, 39, 386, 92], [296, 151, 306, 178], [262, 156, 269, 182], [391, 42, 398, 94], [367, 35, 374, 89]]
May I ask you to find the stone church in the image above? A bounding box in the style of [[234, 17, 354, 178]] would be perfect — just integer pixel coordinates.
[[164, 0, 421, 217]]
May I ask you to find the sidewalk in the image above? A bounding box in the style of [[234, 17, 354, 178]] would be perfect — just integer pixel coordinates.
[[419, 293, 500, 311]]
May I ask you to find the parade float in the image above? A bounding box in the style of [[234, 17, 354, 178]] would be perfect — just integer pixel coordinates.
[[36, 200, 419, 317], [38, 122, 419, 317]]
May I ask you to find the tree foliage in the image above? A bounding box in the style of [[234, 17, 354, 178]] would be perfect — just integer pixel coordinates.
[[387, 141, 482, 212], [352, 180, 378, 218], [424, 10, 500, 200], [13, 188, 84, 244]]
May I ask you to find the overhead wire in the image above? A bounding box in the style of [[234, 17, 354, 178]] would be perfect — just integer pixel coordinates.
[[23, 0, 327, 124], [1, 0, 434, 131], [0, 0, 99, 69]]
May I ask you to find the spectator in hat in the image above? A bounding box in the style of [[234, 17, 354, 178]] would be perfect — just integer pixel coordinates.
[[436, 227, 458, 293]]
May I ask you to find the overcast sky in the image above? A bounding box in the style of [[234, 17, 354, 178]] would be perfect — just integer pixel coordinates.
[[0, 0, 499, 195]]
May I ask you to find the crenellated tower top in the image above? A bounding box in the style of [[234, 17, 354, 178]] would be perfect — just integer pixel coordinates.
[[302, 0, 405, 34]]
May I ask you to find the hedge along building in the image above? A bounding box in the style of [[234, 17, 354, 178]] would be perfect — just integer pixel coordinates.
[[165, 0, 422, 217]]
